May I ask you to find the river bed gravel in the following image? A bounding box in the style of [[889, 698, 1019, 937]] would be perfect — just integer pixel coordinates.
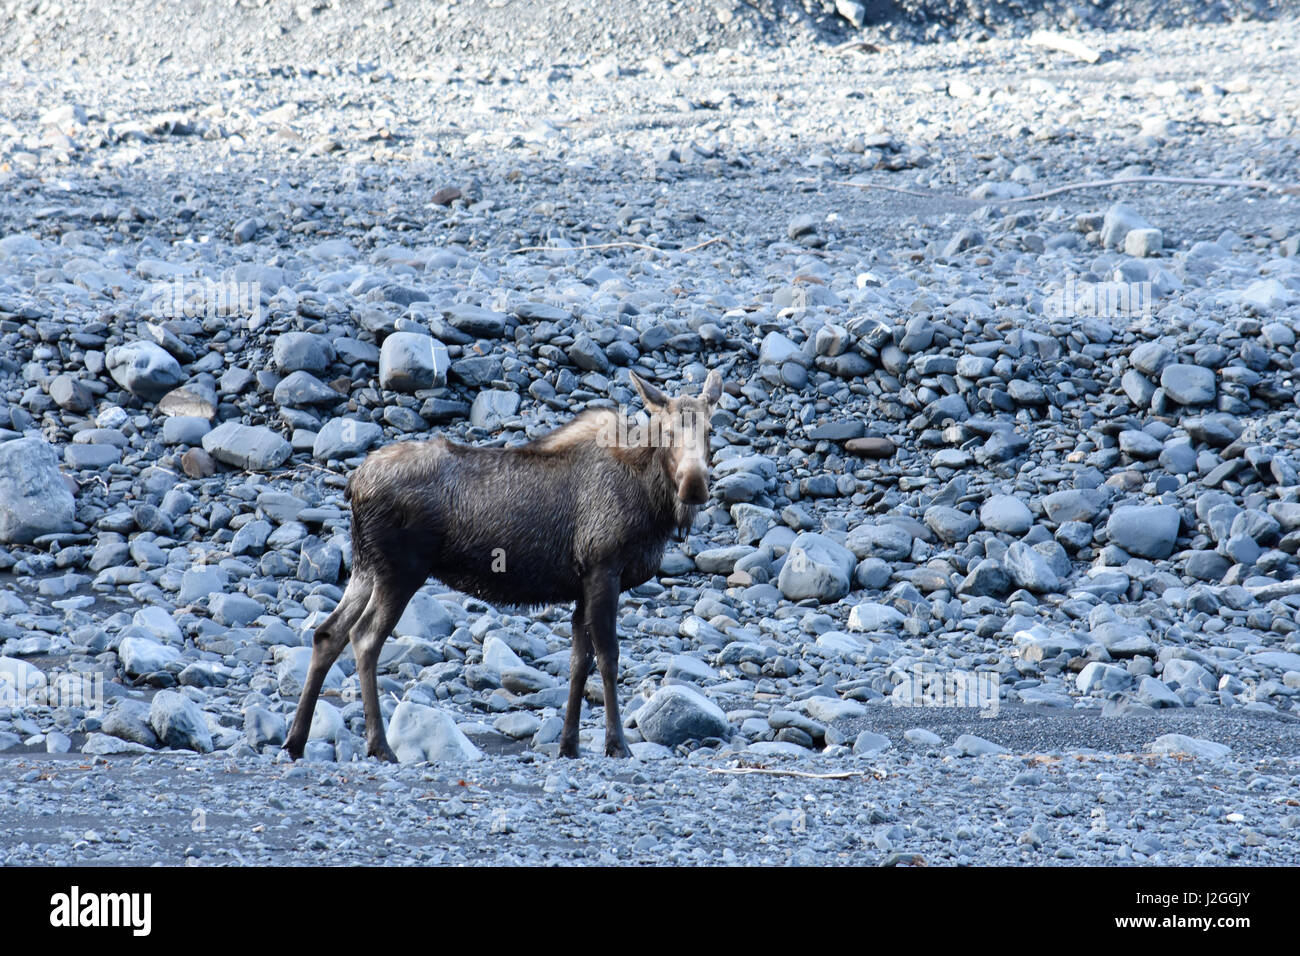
[[1, 1, 1299, 865]]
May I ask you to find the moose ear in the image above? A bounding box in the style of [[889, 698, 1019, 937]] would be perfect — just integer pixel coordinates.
[[701, 369, 723, 407], [630, 371, 671, 411]]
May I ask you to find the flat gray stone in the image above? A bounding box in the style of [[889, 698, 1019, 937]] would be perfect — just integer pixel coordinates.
[[980, 495, 1033, 535], [313, 417, 383, 461], [1107, 504, 1180, 559], [1160, 364, 1216, 405], [202, 422, 291, 471]]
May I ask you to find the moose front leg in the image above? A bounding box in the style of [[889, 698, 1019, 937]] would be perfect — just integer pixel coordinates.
[[560, 596, 593, 759], [584, 568, 631, 758]]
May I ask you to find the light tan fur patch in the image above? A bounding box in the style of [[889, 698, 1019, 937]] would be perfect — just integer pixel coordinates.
[[527, 408, 621, 454]]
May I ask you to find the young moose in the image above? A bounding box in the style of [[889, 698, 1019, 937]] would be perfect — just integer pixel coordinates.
[[284, 370, 723, 762]]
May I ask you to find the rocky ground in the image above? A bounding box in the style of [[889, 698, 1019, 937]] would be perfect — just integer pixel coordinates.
[[1, 1, 1299, 865]]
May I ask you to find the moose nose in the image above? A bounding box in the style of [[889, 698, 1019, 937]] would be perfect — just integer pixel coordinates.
[[678, 470, 708, 505]]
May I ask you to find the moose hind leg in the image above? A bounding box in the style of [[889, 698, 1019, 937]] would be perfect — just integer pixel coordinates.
[[284, 574, 372, 760], [585, 569, 630, 758], [560, 596, 593, 759], [350, 578, 421, 762]]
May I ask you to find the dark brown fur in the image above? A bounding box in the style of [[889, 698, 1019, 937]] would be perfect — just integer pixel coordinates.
[[284, 371, 722, 761]]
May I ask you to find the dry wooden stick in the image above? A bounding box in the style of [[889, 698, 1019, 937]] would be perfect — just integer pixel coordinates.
[[831, 39, 885, 55], [812, 178, 964, 201], [415, 792, 488, 803], [707, 766, 884, 781], [507, 236, 728, 255], [814, 174, 1298, 206], [996, 175, 1297, 204]]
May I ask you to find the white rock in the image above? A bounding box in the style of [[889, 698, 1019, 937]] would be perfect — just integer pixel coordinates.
[[482, 634, 527, 673], [118, 636, 181, 676], [1147, 734, 1231, 760], [387, 701, 483, 764], [132, 606, 182, 644], [848, 601, 905, 632], [308, 700, 344, 742]]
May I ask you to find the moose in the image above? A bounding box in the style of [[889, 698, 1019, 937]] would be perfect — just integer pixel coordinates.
[[284, 369, 724, 762]]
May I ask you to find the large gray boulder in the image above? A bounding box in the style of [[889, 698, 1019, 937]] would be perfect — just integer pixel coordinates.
[[393, 590, 455, 639], [101, 698, 160, 748], [979, 495, 1033, 535], [776, 532, 856, 601], [202, 422, 292, 471], [846, 522, 913, 561], [273, 331, 335, 374], [105, 340, 184, 400], [149, 690, 213, 753], [1107, 505, 1181, 559], [634, 684, 731, 747], [924, 505, 979, 544], [1159, 364, 1216, 406], [1042, 487, 1109, 524], [0, 437, 76, 543], [1100, 203, 1153, 250], [469, 389, 520, 429], [0, 656, 45, 702], [1147, 734, 1230, 760], [244, 706, 287, 749], [379, 332, 448, 391], [1004, 541, 1062, 594], [118, 636, 181, 676], [848, 601, 905, 632], [276, 646, 344, 697]]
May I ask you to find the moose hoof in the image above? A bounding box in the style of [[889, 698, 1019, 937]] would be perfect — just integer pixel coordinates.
[[559, 737, 580, 759], [369, 742, 399, 763], [606, 739, 631, 759], [283, 740, 304, 762]]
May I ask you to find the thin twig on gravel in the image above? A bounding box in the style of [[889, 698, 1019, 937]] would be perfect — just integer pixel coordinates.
[[507, 236, 728, 255], [707, 767, 885, 781], [831, 39, 885, 55], [813, 174, 1300, 206], [415, 793, 488, 803], [994, 175, 1299, 204]]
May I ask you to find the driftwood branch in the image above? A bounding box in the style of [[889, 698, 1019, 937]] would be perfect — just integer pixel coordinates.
[[508, 236, 728, 255], [813, 174, 1299, 206], [707, 766, 885, 781], [995, 175, 1296, 204]]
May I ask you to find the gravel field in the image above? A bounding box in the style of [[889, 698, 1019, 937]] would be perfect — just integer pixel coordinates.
[[1, 0, 1299, 865]]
